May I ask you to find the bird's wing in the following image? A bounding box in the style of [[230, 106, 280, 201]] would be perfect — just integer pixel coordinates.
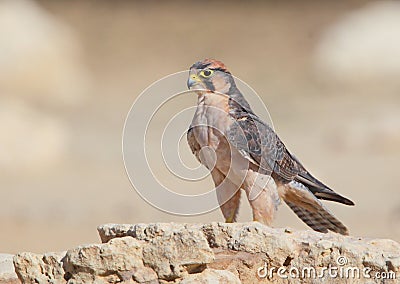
[[226, 114, 303, 178], [187, 126, 201, 163], [226, 113, 354, 206]]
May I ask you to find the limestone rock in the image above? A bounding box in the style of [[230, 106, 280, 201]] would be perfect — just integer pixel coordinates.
[[0, 254, 19, 284], [99, 222, 400, 283], [11, 223, 400, 284], [13, 251, 65, 283], [63, 237, 157, 283], [98, 223, 214, 280], [141, 227, 214, 280], [180, 269, 241, 284]]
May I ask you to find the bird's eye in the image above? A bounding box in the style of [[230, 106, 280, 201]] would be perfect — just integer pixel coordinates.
[[200, 69, 214, 77]]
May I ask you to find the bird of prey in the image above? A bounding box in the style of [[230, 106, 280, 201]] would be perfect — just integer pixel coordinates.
[[187, 58, 354, 235]]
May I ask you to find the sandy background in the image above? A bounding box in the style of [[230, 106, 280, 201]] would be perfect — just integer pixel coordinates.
[[1, 0, 399, 254]]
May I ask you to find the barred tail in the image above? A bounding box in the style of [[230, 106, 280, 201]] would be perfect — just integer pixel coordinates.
[[285, 200, 348, 235], [280, 180, 349, 235]]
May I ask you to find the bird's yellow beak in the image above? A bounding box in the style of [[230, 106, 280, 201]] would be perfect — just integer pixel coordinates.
[[187, 74, 201, 89]]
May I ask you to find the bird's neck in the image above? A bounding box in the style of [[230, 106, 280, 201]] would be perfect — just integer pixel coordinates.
[[196, 90, 229, 108], [228, 89, 254, 118]]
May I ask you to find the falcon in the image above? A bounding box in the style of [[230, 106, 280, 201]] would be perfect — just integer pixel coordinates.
[[186, 58, 354, 235]]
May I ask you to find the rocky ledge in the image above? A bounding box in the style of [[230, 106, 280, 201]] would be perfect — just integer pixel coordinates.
[[2, 222, 400, 283]]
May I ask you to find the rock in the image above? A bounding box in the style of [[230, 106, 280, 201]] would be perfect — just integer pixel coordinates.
[[98, 223, 138, 243], [180, 269, 241, 284], [99, 223, 400, 283], [97, 223, 215, 280], [0, 254, 19, 284], [12, 223, 400, 283], [13, 251, 65, 283], [63, 237, 157, 283], [141, 227, 214, 280]]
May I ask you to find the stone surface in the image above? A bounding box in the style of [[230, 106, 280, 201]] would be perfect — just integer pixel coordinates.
[[11, 223, 400, 283], [99, 222, 400, 283], [96, 223, 215, 281], [63, 237, 157, 283], [180, 269, 241, 284], [0, 254, 19, 284], [13, 251, 65, 283], [141, 227, 214, 280]]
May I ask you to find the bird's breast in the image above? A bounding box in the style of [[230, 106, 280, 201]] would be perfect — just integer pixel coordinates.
[[191, 93, 233, 149]]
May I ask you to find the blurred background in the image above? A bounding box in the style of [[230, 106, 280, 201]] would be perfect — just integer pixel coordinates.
[[1, 0, 399, 253]]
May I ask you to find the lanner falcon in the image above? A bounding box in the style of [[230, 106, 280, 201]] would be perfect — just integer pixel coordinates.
[[187, 58, 354, 235]]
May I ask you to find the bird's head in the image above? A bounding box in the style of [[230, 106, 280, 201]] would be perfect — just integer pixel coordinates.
[[187, 58, 236, 94]]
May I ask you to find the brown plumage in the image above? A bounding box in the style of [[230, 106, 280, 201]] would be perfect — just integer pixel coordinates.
[[187, 58, 354, 234]]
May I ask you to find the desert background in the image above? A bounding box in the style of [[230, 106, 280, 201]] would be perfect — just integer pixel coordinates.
[[1, 0, 399, 254]]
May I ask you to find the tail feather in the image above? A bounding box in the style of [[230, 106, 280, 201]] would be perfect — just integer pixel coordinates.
[[280, 180, 349, 235], [289, 153, 354, 206], [286, 201, 349, 235], [295, 173, 354, 206]]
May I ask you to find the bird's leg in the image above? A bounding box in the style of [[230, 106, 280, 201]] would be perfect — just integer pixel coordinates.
[[211, 169, 241, 223], [242, 171, 280, 226]]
